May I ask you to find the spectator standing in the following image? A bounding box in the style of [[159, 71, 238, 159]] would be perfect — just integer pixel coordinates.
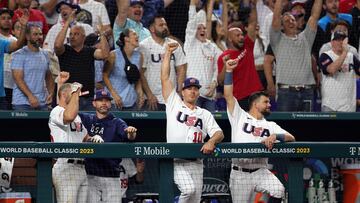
[[313, 0, 353, 59], [184, 0, 220, 112], [12, 0, 49, 36], [43, 0, 94, 52], [217, 0, 263, 111], [0, 9, 19, 110], [114, 0, 150, 46], [54, 12, 109, 110], [11, 24, 54, 110], [318, 32, 360, 112], [77, 0, 111, 36], [161, 42, 224, 203], [268, 0, 322, 111], [79, 89, 138, 202], [319, 20, 357, 56], [103, 28, 144, 110], [139, 15, 186, 111]]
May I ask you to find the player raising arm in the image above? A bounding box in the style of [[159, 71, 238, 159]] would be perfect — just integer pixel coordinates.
[[161, 42, 224, 203], [223, 58, 295, 202]]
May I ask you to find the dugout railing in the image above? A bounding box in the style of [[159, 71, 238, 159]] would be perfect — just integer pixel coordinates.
[[0, 142, 359, 203]]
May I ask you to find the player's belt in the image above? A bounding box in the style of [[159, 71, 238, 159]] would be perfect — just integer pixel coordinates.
[[67, 159, 85, 165], [232, 166, 259, 173], [278, 84, 314, 91]]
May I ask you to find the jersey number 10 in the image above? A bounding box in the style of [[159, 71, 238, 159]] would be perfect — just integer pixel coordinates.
[[193, 132, 203, 143]]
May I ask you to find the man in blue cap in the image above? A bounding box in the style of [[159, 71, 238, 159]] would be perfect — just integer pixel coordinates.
[[161, 42, 224, 203], [79, 89, 138, 202]]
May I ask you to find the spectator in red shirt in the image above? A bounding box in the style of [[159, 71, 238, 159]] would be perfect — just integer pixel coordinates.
[[217, 0, 263, 111], [12, 0, 49, 36]]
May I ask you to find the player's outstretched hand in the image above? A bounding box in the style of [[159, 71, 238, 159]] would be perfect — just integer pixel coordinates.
[[200, 141, 216, 154], [261, 134, 277, 149], [125, 126, 137, 140], [225, 59, 238, 72], [90, 135, 104, 143]]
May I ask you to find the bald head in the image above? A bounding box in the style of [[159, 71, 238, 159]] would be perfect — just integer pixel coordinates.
[[228, 27, 245, 50]]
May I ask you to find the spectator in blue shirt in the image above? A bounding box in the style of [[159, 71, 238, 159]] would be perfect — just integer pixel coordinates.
[[0, 8, 29, 109], [11, 24, 54, 110]]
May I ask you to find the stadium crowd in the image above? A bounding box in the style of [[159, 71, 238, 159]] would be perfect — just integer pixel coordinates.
[[0, 0, 358, 112]]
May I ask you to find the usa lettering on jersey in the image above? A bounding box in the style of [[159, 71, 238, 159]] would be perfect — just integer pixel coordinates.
[[176, 111, 203, 130], [242, 123, 270, 137], [90, 123, 104, 135], [151, 53, 175, 63]]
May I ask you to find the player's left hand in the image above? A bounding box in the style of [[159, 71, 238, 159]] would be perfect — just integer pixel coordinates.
[[200, 141, 216, 154], [261, 134, 277, 149], [125, 126, 137, 140]]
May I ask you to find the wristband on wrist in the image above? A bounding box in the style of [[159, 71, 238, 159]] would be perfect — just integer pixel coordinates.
[[276, 134, 285, 142], [224, 71, 233, 85]]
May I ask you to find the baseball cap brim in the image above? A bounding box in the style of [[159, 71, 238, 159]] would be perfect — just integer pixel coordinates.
[[93, 96, 113, 101], [182, 84, 202, 90], [130, 1, 144, 6]]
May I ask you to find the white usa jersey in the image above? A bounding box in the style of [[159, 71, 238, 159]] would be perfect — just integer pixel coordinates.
[[49, 106, 87, 143], [139, 37, 187, 104], [119, 158, 137, 198], [319, 50, 360, 112], [165, 89, 221, 143], [227, 99, 288, 168]]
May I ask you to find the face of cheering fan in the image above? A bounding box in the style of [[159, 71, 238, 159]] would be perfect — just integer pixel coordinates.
[[125, 29, 139, 48], [196, 23, 207, 42], [229, 28, 245, 50]]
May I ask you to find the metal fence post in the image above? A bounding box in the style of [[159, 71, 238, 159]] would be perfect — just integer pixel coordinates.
[[36, 158, 53, 203], [159, 158, 174, 202], [288, 158, 303, 203]]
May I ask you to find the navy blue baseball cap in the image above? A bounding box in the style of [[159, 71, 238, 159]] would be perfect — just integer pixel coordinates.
[[332, 30, 347, 41], [94, 89, 113, 101], [182, 77, 202, 90], [55, 0, 81, 13], [130, 0, 144, 6]]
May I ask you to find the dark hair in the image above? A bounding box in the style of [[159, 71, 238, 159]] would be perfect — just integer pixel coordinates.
[[84, 33, 100, 46], [211, 20, 218, 42], [330, 20, 349, 31], [116, 28, 132, 49], [248, 91, 269, 108], [148, 13, 165, 27]]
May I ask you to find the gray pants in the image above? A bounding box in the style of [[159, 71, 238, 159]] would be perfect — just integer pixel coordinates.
[[87, 175, 122, 203]]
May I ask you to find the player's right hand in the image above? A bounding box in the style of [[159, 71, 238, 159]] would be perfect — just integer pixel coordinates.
[[225, 59, 238, 72], [90, 135, 104, 143]]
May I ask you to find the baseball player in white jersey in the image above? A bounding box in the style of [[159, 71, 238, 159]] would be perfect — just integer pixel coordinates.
[[223, 59, 296, 203], [49, 72, 102, 203], [119, 158, 145, 202], [161, 42, 224, 203], [139, 15, 187, 110]]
